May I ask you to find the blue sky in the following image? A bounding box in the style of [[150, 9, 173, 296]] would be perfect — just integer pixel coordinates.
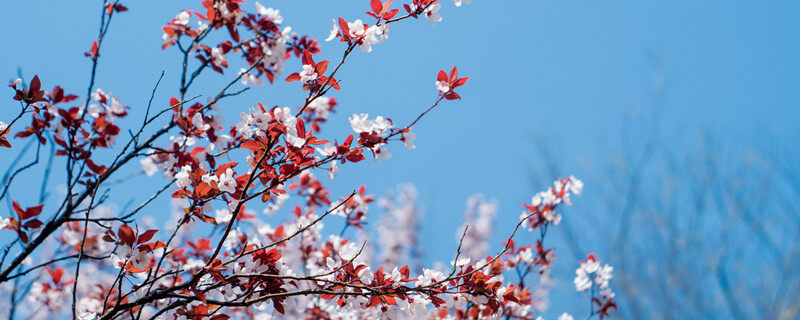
[[1, 0, 799, 317]]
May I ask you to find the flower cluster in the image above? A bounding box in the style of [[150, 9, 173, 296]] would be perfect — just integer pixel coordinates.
[[574, 253, 618, 319], [161, 0, 319, 82], [521, 175, 583, 228], [0, 1, 616, 320]]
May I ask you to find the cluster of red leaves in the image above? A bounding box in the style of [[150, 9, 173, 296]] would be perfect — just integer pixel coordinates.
[[0, 1, 618, 320], [103, 225, 165, 273], [7, 74, 127, 189], [403, 0, 439, 16], [285, 50, 340, 92], [437, 66, 470, 100], [522, 176, 577, 230], [367, 0, 401, 20], [6, 201, 44, 244], [162, 0, 320, 83]]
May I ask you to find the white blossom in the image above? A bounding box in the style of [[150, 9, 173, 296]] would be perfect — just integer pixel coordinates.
[[211, 47, 226, 66], [316, 143, 336, 157], [416, 268, 445, 286], [425, 4, 442, 24], [218, 168, 237, 194], [435, 80, 450, 93], [574, 255, 613, 292], [239, 68, 263, 86], [402, 132, 416, 150], [349, 113, 393, 134], [299, 64, 318, 82], [175, 165, 193, 188], [173, 11, 190, 26], [215, 209, 233, 224], [140, 157, 159, 176], [255, 2, 283, 23]]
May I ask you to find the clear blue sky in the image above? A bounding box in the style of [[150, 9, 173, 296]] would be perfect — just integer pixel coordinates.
[[1, 0, 798, 317]]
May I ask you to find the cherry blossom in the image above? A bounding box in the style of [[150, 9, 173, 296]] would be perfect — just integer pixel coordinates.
[[425, 4, 442, 24], [349, 113, 393, 134], [173, 10, 191, 26], [217, 168, 238, 193], [175, 165, 193, 188], [571, 253, 618, 318], [0, 1, 617, 320], [574, 253, 613, 292], [255, 2, 283, 23], [401, 131, 415, 150]]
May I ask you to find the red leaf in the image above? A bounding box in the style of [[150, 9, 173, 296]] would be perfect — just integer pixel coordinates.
[[241, 140, 262, 151], [29, 76, 41, 94], [444, 92, 461, 100], [371, 0, 383, 14], [14, 131, 33, 138], [23, 219, 43, 230], [27, 204, 43, 218], [400, 265, 410, 278], [196, 182, 214, 197], [191, 288, 207, 304], [366, 296, 380, 307], [437, 70, 447, 82], [86, 160, 107, 175], [285, 73, 301, 82], [14, 202, 43, 220], [449, 66, 458, 83], [118, 225, 136, 246], [382, 0, 394, 15], [315, 60, 329, 75], [454, 76, 469, 87], [338, 18, 350, 41], [384, 9, 400, 20], [49, 268, 65, 284], [137, 229, 158, 245], [11, 201, 25, 217], [301, 50, 314, 66], [274, 300, 285, 314], [295, 119, 306, 138]]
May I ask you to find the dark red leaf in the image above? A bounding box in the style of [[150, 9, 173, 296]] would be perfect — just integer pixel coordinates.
[[29, 76, 41, 94], [27, 204, 43, 218], [137, 229, 158, 245], [11, 201, 25, 217], [118, 225, 135, 246], [444, 92, 461, 100], [23, 219, 43, 229]]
